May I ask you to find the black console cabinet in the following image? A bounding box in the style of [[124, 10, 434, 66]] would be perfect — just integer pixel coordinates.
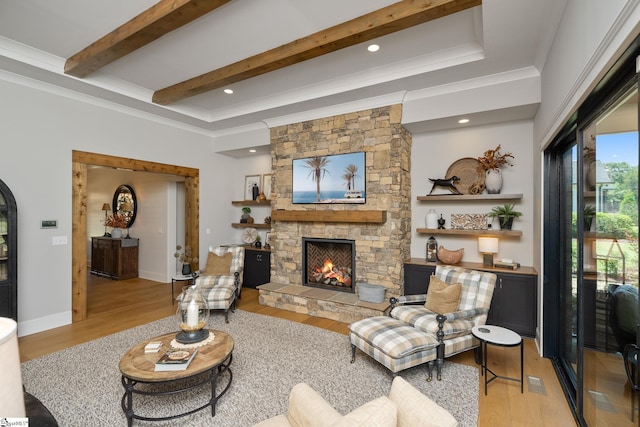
[[404, 259, 538, 337], [243, 248, 271, 289]]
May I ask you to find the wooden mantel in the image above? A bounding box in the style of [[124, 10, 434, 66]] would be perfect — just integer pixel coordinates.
[[272, 210, 387, 224]]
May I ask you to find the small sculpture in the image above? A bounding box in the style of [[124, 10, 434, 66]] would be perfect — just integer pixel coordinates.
[[437, 214, 446, 229], [428, 176, 462, 195]]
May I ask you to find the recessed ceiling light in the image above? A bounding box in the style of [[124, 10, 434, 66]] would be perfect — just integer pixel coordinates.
[[224, 88, 234, 94], [367, 44, 380, 52], [249, 149, 256, 153], [458, 118, 470, 124]]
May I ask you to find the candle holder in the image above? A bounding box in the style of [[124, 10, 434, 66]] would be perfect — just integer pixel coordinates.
[[176, 286, 210, 344]]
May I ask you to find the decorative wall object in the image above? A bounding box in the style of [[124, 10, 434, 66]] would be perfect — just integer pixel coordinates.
[[112, 185, 137, 228], [244, 175, 261, 200], [262, 173, 273, 198], [292, 152, 365, 204], [444, 158, 485, 195], [450, 214, 488, 230]]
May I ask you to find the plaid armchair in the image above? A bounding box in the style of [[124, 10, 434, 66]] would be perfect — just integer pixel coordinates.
[[349, 265, 496, 381], [191, 246, 244, 323]]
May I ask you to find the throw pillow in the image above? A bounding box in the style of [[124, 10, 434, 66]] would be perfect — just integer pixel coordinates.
[[203, 251, 232, 276], [424, 275, 462, 314]]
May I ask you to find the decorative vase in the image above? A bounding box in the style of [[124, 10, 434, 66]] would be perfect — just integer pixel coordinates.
[[255, 241, 262, 248], [111, 228, 123, 238], [182, 263, 192, 276], [176, 286, 210, 344], [426, 209, 438, 229], [498, 216, 514, 230], [485, 169, 503, 194]]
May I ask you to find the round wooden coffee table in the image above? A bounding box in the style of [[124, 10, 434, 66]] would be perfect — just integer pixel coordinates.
[[119, 329, 234, 426]]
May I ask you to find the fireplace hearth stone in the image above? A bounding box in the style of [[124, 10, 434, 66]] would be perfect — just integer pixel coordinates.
[[257, 282, 390, 324]]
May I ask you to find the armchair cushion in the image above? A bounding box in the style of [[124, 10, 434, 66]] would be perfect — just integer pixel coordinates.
[[203, 251, 232, 275], [389, 377, 458, 427], [391, 306, 473, 339], [425, 275, 462, 314]]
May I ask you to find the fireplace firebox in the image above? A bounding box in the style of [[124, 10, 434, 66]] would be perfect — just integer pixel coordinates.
[[302, 238, 355, 293]]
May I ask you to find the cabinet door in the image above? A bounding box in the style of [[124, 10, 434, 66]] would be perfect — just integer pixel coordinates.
[[243, 249, 270, 288], [489, 273, 537, 337], [403, 264, 435, 295]]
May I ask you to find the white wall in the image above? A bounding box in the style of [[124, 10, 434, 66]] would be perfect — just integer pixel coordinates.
[[410, 120, 535, 265], [0, 77, 232, 336]]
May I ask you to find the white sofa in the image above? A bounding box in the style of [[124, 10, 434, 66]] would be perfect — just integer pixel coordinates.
[[253, 376, 458, 427]]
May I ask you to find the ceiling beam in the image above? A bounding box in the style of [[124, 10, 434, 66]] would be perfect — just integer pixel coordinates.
[[64, 0, 233, 78], [153, 0, 481, 105]]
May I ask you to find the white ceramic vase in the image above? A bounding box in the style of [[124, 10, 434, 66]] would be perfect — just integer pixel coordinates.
[[426, 209, 438, 228], [111, 228, 123, 238], [485, 169, 503, 194]]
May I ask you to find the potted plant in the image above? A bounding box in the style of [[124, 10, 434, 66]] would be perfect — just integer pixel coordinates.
[[477, 145, 515, 194], [174, 245, 198, 275], [584, 205, 596, 231], [240, 207, 254, 224], [254, 235, 262, 248], [488, 203, 523, 230]]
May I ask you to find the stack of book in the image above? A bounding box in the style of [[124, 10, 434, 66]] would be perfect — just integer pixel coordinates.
[[154, 348, 198, 372]]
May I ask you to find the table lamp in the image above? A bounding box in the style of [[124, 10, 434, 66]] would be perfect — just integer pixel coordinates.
[[101, 203, 111, 236], [478, 237, 499, 267], [0, 317, 25, 417]]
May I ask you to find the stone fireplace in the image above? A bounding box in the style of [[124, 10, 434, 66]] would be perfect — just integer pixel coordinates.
[[258, 104, 412, 323], [302, 237, 355, 293]]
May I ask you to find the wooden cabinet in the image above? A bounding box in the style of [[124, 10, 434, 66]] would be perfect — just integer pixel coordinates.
[[91, 237, 139, 280], [0, 179, 17, 320], [243, 248, 271, 289], [487, 271, 537, 337], [403, 259, 538, 337]]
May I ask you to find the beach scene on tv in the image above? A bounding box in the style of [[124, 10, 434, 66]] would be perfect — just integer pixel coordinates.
[[292, 152, 366, 204]]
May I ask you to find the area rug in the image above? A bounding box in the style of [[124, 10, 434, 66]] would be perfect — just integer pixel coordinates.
[[21, 310, 479, 426]]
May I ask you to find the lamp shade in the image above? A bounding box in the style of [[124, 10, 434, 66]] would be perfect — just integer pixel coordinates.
[[0, 317, 25, 417], [101, 203, 111, 211], [478, 237, 499, 254]]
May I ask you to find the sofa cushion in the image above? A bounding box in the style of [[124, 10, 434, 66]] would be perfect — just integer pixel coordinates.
[[388, 377, 458, 427], [286, 383, 342, 427], [425, 275, 462, 314], [203, 251, 232, 275], [331, 396, 397, 427]]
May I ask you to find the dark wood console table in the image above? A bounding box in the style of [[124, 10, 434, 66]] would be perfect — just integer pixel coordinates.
[[404, 259, 538, 337], [91, 237, 139, 280]]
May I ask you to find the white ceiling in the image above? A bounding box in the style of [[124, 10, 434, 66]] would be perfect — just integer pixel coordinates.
[[0, 0, 566, 139]]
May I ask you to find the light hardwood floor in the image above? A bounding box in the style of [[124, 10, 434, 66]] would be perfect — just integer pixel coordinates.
[[19, 275, 577, 426]]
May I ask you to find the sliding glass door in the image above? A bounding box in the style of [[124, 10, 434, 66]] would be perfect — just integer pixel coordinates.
[[545, 43, 639, 426]]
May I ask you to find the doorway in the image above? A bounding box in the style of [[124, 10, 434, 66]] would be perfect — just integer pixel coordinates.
[[71, 151, 199, 322]]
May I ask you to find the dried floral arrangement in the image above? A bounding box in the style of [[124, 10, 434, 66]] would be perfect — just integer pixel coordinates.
[[174, 245, 198, 264], [477, 145, 515, 171], [104, 212, 129, 228]]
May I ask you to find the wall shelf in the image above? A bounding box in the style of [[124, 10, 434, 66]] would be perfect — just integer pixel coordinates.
[[416, 228, 522, 237], [232, 223, 271, 229], [416, 193, 522, 202]]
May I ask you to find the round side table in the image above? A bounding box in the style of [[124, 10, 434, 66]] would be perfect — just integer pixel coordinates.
[[472, 325, 523, 395]]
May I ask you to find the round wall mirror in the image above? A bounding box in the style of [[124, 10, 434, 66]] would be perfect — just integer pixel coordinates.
[[112, 184, 137, 228]]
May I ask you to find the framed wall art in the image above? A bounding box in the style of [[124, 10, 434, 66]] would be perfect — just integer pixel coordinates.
[[244, 175, 261, 200], [262, 173, 273, 199], [292, 152, 365, 204]]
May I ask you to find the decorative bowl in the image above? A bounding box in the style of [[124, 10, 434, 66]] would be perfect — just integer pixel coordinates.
[[437, 246, 464, 264]]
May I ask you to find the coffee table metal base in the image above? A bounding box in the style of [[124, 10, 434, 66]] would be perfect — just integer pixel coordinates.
[[120, 353, 232, 426]]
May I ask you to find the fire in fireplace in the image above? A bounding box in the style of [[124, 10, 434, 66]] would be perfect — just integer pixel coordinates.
[[302, 238, 355, 293]]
